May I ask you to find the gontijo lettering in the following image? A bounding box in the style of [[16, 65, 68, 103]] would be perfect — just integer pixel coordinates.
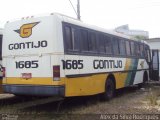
[[93, 60, 122, 69], [8, 40, 47, 50]]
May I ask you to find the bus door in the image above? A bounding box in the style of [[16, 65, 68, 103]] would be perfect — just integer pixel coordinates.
[[150, 49, 159, 81]]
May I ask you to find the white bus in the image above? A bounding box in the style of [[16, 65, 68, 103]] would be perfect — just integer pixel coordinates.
[[2, 13, 159, 99]]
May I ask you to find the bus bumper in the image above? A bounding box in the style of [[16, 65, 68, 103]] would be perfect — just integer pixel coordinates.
[[2, 84, 65, 97]]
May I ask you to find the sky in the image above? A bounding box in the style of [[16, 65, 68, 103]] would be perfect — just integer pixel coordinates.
[[0, 0, 160, 38]]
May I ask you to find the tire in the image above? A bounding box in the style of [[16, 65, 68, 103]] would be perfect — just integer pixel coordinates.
[[101, 78, 115, 101]]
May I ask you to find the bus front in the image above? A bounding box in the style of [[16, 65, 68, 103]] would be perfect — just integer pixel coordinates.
[[2, 15, 65, 97]]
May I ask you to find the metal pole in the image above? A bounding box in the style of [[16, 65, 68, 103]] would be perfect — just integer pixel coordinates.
[[77, 0, 81, 20]]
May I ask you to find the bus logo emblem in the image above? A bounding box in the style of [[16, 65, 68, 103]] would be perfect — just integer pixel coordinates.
[[14, 22, 40, 38]]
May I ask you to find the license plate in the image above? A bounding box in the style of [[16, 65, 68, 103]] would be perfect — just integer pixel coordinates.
[[22, 73, 32, 79]]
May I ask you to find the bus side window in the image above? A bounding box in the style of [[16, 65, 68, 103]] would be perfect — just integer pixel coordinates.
[[140, 44, 144, 58], [125, 40, 131, 56], [64, 25, 80, 52], [88, 32, 97, 52], [130, 41, 135, 56], [71, 28, 80, 51], [81, 29, 88, 51], [64, 26, 73, 51], [104, 35, 112, 54], [98, 34, 105, 54], [112, 37, 120, 55], [119, 39, 126, 55], [135, 43, 141, 57]]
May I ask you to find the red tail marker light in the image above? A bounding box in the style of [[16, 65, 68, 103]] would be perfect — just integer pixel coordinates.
[[53, 65, 60, 81]]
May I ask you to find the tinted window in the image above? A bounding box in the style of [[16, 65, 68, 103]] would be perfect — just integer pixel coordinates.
[[112, 37, 119, 55], [63, 23, 147, 58], [71, 28, 79, 51], [119, 39, 126, 55], [140, 44, 144, 57], [88, 32, 97, 52], [81, 30, 88, 51], [104, 35, 112, 54], [135, 43, 140, 57], [99, 34, 105, 53], [64, 26, 72, 50], [125, 40, 131, 55], [130, 41, 135, 56]]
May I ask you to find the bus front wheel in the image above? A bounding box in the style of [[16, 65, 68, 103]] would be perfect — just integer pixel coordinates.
[[101, 78, 115, 101]]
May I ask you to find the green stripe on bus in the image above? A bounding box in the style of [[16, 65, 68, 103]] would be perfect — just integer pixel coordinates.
[[125, 59, 139, 86]]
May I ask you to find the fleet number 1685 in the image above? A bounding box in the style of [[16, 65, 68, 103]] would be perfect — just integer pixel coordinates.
[[15, 60, 39, 69], [62, 60, 83, 69]]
